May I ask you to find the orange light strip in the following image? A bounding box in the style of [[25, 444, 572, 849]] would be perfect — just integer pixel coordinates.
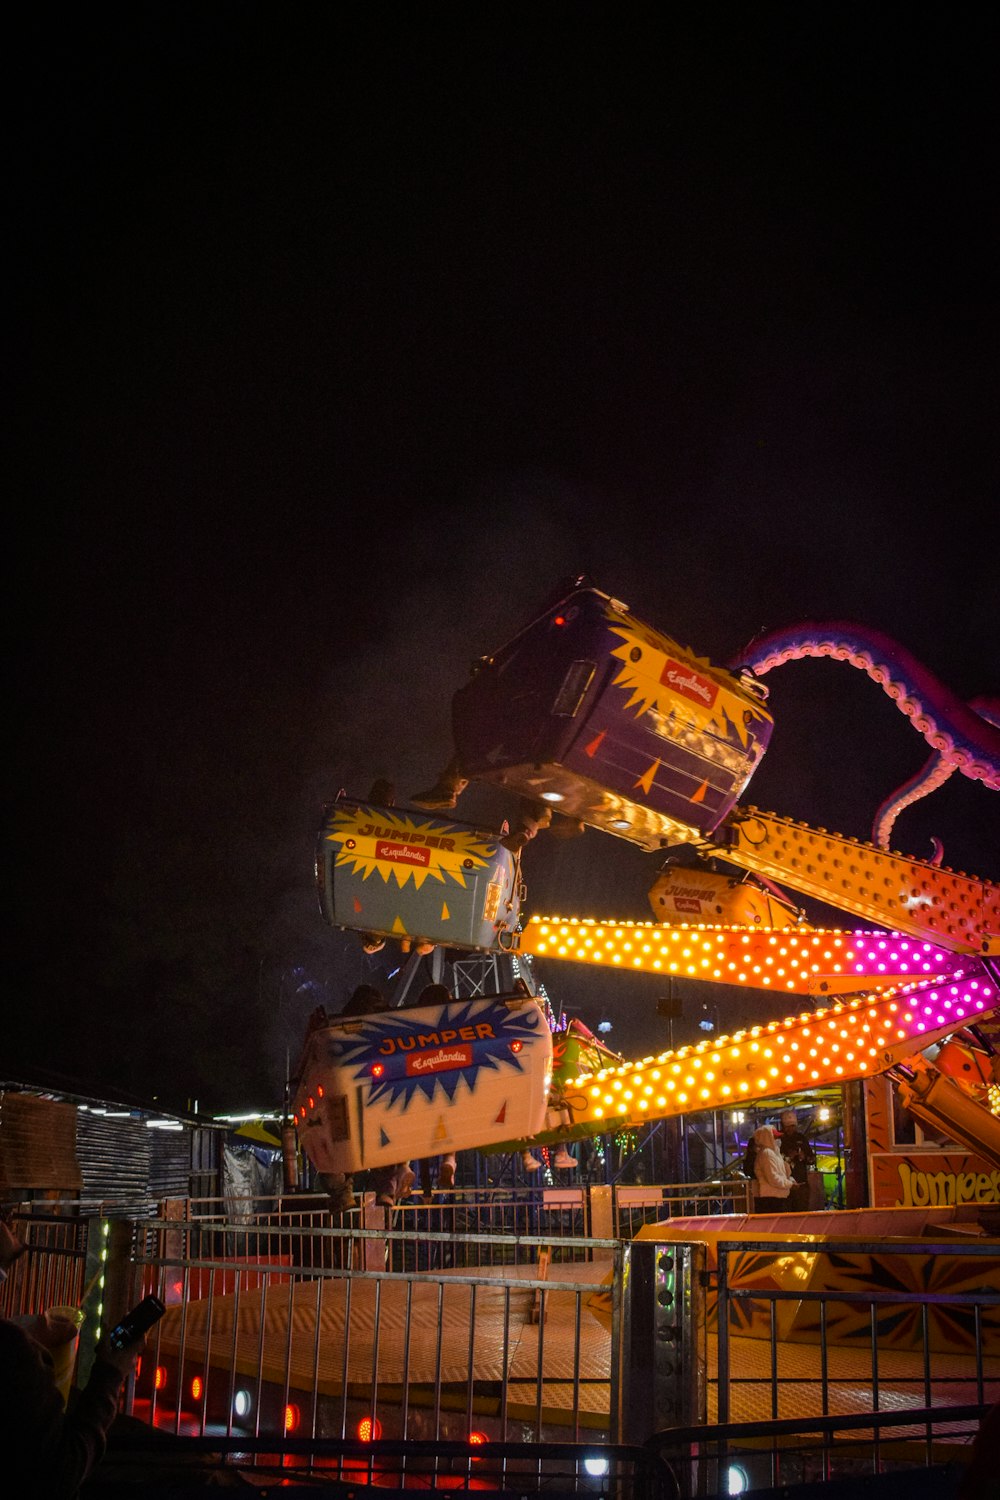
[[520, 918, 960, 994], [562, 968, 999, 1130]]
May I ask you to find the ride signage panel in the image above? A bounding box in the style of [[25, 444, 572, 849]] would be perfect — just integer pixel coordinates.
[[294, 996, 553, 1174], [870, 1150, 1000, 1209], [315, 797, 522, 952]]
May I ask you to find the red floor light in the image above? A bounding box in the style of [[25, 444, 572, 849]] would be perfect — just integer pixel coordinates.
[[154, 1366, 167, 1391], [191, 1376, 203, 1400], [284, 1403, 300, 1433], [357, 1415, 383, 1441], [468, 1430, 489, 1445]]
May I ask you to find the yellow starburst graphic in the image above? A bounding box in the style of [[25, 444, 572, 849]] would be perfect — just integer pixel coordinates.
[[327, 805, 495, 890], [605, 608, 770, 750]]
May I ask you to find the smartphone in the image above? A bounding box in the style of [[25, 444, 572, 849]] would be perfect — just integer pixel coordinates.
[[107, 1294, 166, 1350]]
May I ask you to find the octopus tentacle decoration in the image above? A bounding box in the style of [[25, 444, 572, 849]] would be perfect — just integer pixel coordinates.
[[728, 621, 1000, 851], [872, 694, 1000, 854]]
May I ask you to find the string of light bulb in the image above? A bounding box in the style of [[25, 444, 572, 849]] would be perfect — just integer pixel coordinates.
[[558, 967, 997, 1130], [520, 918, 962, 994]]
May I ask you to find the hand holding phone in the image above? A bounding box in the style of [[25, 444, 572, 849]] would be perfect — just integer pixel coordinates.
[[107, 1294, 166, 1351]]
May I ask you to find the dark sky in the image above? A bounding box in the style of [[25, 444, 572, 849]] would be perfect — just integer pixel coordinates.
[[10, 9, 998, 1113]]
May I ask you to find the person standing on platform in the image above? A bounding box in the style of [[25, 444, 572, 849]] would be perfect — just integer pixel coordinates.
[[750, 1125, 795, 1213], [778, 1109, 816, 1212]]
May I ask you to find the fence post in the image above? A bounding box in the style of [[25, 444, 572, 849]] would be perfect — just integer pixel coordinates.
[[617, 1238, 707, 1443], [160, 1196, 189, 1299], [361, 1197, 387, 1268], [77, 1216, 133, 1388], [588, 1184, 614, 1251]]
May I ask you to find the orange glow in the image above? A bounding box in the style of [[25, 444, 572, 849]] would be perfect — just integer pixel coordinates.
[[154, 1366, 167, 1391], [357, 1415, 383, 1442], [284, 1404, 300, 1433], [191, 1376, 203, 1401]]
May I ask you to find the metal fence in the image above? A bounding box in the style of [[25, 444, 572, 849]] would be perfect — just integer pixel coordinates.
[[0, 1210, 89, 1315], [613, 1180, 752, 1238], [92, 1435, 682, 1497], [11, 1180, 751, 1247], [3, 1198, 995, 1496], [182, 1178, 753, 1255], [647, 1407, 987, 1498], [117, 1214, 620, 1449], [179, 1188, 604, 1274], [714, 1235, 1000, 1427]]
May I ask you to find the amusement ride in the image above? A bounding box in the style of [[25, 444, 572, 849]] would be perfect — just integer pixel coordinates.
[[292, 581, 1000, 1192]]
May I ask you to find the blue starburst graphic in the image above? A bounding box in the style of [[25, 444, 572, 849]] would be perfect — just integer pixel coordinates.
[[324, 1000, 544, 1110]]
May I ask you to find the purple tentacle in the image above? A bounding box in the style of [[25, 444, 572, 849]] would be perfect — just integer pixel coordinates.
[[730, 622, 1000, 791], [872, 751, 957, 851], [975, 696, 1000, 733], [871, 694, 1000, 850]]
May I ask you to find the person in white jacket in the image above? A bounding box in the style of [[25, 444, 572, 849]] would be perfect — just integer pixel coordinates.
[[751, 1124, 796, 1213]]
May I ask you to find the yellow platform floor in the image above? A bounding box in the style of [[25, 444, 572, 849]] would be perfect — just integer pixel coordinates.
[[154, 1261, 999, 1433]]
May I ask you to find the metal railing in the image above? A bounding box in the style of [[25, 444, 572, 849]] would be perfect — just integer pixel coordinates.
[[181, 1179, 753, 1252], [178, 1188, 598, 1271], [93, 1435, 680, 1497], [387, 1187, 595, 1267], [4, 1195, 996, 1495], [118, 1215, 621, 1447], [0, 1210, 89, 1316], [69, 1180, 758, 1253], [714, 1235, 1000, 1427], [613, 1180, 752, 1238], [646, 1406, 986, 1498]]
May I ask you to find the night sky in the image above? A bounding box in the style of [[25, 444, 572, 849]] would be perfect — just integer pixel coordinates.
[[11, 10, 998, 1114]]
